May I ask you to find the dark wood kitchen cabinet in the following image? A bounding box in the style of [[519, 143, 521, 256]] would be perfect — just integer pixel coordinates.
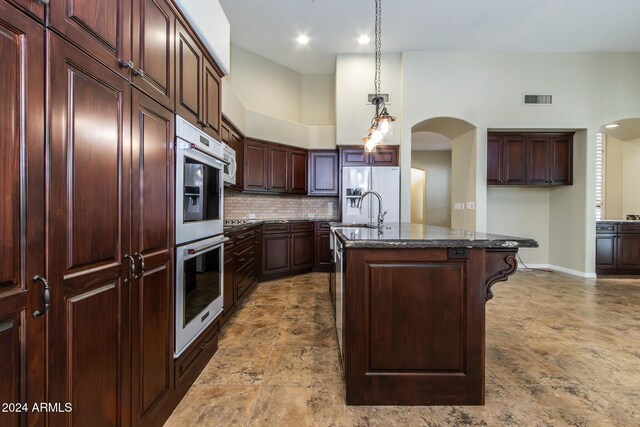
[[596, 222, 640, 275], [175, 19, 222, 139], [486, 134, 526, 185], [130, 89, 175, 427], [309, 150, 339, 196], [244, 138, 308, 194], [488, 132, 573, 186], [221, 116, 245, 191], [222, 241, 236, 326], [7, 0, 45, 21], [49, 0, 132, 78], [0, 4, 46, 426], [47, 33, 133, 427], [131, 0, 176, 110], [340, 146, 399, 167], [244, 138, 269, 192], [314, 222, 333, 271], [262, 223, 314, 279]]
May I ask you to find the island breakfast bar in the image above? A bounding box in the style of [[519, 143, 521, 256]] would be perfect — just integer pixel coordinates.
[[330, 223, 539, 406]]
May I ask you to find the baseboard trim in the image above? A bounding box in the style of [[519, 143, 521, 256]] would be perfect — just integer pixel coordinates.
[[517, 263, 597, 279]]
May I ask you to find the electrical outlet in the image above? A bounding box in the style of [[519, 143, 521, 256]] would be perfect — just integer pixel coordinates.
[[466, 202, 475, 210], [247, 213, 256, 219]]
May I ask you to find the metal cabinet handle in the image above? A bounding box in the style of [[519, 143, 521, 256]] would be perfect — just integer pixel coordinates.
[[124, 254, 136, 282], [32, 275, 50, 318], [34, 0, 49, 5], [238, 257, 246, 262], [200, 340, 211, 350], [134, 252, 145, 278], [121, 60, 134, 70], [133, 68, 145, 77]]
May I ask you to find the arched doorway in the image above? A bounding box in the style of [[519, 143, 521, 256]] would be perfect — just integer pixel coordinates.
[[410, 117, 476, 229]]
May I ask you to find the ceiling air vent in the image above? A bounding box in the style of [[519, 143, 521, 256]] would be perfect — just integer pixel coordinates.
[[523, 94, 552, 105], [368, 93, 390, 104]]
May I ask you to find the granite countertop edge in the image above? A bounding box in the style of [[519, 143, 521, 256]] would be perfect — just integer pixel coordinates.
[[224, 218, 339, 234]]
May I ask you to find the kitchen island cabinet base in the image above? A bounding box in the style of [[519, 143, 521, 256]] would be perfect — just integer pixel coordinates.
[[342, 247, 518, 405]]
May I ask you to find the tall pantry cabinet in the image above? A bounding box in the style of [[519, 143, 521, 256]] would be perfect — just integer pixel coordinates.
[[0, 0, 197, 425]]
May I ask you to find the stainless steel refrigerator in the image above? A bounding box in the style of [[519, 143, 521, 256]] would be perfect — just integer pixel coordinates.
[[341, 166, 400, 224]]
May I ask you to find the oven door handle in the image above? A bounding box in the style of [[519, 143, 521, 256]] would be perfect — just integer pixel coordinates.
[[185, 238, 229, 255]]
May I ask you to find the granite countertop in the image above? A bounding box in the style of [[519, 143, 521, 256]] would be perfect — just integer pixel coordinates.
[[330, 222, 539, 249], [224, 218, 340, 234], [596, 220, 640, 223]]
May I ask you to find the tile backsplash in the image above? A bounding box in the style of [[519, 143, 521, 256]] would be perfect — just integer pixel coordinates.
[[224, 190, 339, 220]]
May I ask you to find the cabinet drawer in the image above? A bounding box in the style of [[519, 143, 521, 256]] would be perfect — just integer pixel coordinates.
[[316, 221, 331, 232], [596, 224, 617, 233], [235, 228, 256, 245], [236, 268, 257, 299], [619, 224, 640, 233], [175, 320, 219, 386], [291, 222, 314, 232], [263, 223, 290, 234]]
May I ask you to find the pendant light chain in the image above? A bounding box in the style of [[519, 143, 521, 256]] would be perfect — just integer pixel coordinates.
[[374, 0, 382, 97]]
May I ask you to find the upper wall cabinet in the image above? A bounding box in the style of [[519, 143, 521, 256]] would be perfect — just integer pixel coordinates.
[[487, 134, 526, 185], [176, 18, 222, 139], [131, 0, 175, 109], [49, 0, 132, 78], [308, 150, 339, 196], [487, 132, 573, 186], [340, 146, 399, 167], [243, 138, 308, 194]]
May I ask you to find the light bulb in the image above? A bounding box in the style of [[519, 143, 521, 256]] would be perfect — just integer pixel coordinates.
[[370, 129, 383, 144], [379, 120, 390, 135], [365, 140, 377, 152]]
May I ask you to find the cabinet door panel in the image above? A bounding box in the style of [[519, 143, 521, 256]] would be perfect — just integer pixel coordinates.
[[49, 0, 131, 77], [341, 148, 369, 166], [244, 140, 268, 192], [291, 233, 314, 271], [309, 151, 338, 196], [203, 59, 221, 139], [617, 235, 640, 270], [263, 235, 290, 275], [549, 136, 573, 185], [369, 146, 399, 166], [315, 232, 332, 268], [268, 146, 289, 192], [595, 235, 617, 270], [0, 7, 46, 426], [290, 150, 308, 194], [526, 136, 550, 185], [131, 90, 174, 425], [132, 0, 175, 109], [7, 0, 45, 21], [48, 34, 131, 426], [486, 135, 502, 184], [176, 21, 202, 126], [503, 135, 526, 184]]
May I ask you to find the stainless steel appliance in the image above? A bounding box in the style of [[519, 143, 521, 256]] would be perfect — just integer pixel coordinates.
[[176, 115, 226, 244], [222, 143, 237, 185], [334, 235, 344, 357], [175, 234, 227, 357]]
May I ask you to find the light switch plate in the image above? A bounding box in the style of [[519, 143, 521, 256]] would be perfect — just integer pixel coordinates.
[[247, 213, 256, 219], [466, 202, 475, 210], [308, 213, 316, 218]]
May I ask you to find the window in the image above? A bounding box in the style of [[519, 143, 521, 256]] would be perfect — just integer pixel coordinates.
[[595, 133, 605, 221]]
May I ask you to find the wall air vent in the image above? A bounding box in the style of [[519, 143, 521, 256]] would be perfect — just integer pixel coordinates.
[[368, 93, 390, 104], [523, 94, 552, 105]]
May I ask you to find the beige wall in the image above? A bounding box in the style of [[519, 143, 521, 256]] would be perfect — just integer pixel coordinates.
[[223, 45, 336, 148], [411, 151, 452, 227], [410, 168, 426, 224], [335, 53, 402, 146], [605, 135, 624, 219], [450, 130, 476, 230], [487, 187, 551, 265], [622, 138, 640, 217]]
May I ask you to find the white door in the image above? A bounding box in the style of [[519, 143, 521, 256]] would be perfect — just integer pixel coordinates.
[[371, 167, 400, 223], [342, 167, 371, 223]]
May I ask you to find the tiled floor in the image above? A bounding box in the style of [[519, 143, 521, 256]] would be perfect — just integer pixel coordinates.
[[165, 271, 640, 426]]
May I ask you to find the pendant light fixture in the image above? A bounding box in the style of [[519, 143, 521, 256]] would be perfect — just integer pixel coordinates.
[[362, 0, 396, 152]]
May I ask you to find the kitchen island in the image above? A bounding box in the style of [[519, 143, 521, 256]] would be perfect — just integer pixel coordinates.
[[330, 223, 538, 406]]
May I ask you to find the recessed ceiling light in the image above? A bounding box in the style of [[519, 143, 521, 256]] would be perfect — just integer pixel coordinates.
[[605, 123, 619, 128], [358, 35, 370, 45], [297, 35, 309, 45]]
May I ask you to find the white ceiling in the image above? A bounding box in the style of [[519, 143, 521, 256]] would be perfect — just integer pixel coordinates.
[[219, 0, 640, 74]]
